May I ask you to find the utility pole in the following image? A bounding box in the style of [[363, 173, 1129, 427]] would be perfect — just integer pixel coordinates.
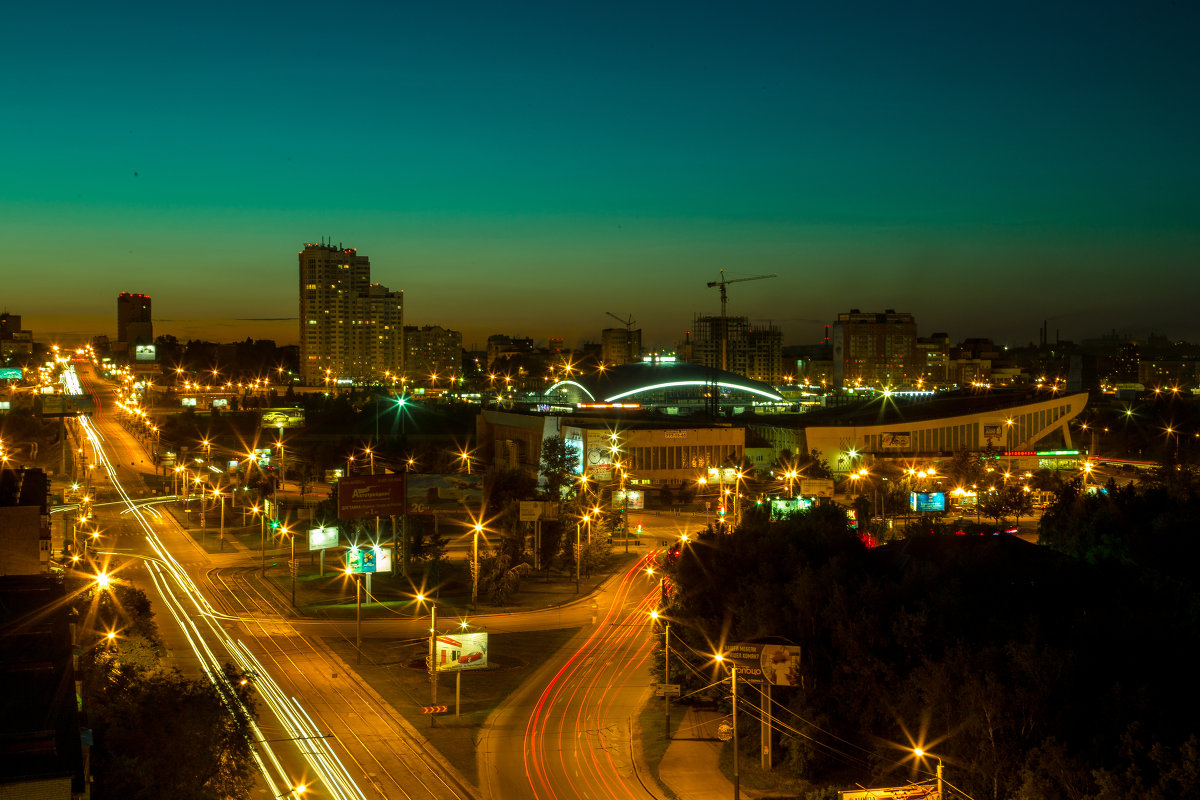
[[732, 666, 740, 800]]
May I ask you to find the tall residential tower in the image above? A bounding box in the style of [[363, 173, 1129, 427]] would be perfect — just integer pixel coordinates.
[[117, 292, 153, 346], [299, 241, 404, 385]]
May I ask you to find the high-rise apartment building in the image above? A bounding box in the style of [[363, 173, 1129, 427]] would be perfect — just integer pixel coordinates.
[[686, 315, 783, 384], [831, 309, 917, 388], [601, 327, 643, 366], [404, 325, 463, 383], [117, 293, 153, 346], [298, 241, 404, 385]]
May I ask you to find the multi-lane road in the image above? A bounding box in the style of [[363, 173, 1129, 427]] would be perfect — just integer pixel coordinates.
[[63, 360, 674, 800]]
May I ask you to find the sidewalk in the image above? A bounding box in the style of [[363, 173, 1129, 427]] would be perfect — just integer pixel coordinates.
[[658, 707, 786, 800]]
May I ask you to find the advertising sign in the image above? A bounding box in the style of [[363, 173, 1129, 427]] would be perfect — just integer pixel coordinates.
[[134, 344, 156, 362], [345, 546, 376, 573], [0, 401, 11, 411], [181, 397, 198, 407], [337, 473, 407, 519], [881, 432, 911, 449], [39, 395, 67, 417], [770, 497, 813, 518], [261, 408, 305, 428], [611, 490, 644, 510], [308, 526, 339, 551], [706, 466, 739, 484], [584, 430, 613, 480], [982, 423, 1004, 445], [325, 468, 343, 483], [910, 492, 947, 512], [798, 478, 835, 498], [435, 632, 488, 673], [519, 501, 560, 522], [721, 642, 802, 687], [212, 398, 229, 408], [405, 473, 483, 514], [251, 447, 272, 466], [839, 787, 936, 800], [0, 368, 22, 380]]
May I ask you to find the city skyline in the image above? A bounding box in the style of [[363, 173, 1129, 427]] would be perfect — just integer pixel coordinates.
[[4, 2, 1199, 348]]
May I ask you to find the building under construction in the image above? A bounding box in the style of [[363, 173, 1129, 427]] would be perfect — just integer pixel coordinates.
[[685, 315, 783, 385]]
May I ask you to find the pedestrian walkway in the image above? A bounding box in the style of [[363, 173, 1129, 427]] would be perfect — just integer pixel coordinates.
[[657, 707, 784, 800]]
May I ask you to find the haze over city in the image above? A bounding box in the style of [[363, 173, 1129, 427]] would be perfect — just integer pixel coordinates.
[[5, 1, 1199, 348]]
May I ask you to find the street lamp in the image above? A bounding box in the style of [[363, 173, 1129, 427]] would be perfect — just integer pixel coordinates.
[[280, 525, 296, 607], [913, 748, 945, 799], [471, 522, 482, 608]]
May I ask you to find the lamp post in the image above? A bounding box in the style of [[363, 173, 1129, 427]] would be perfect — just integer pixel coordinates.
[[252, 505, 266, 576], [914, 748, 944, 800], [471, 523, 482, 608], [281, 526, 296, 607], [650, 605, 671, 739], [213, 486, 226, 552]]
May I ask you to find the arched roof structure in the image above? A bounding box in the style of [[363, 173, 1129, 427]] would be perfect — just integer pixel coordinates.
[[545, 361, 783, 405]]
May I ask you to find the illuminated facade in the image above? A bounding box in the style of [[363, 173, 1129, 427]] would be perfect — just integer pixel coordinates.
[[299, 242, 404, 385]]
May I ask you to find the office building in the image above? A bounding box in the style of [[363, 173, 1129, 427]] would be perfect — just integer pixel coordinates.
[[831, 309, 917, 388], [117, 292, 153, 346], [299, 241, 404, 385]]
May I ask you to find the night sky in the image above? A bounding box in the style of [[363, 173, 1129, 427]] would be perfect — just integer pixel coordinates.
[[4, 1, 1198, 350]]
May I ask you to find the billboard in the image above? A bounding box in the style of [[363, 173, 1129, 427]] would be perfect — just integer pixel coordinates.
[[346, 545, 392, 573], [584, 430, 613, 480], [839, 787, 936, 800], [181, 397, 198, 407], [308, 526, 339, 550], [721, 642, 802, 687], [611, 490, 644, 510], [405, 473, 484, 514], [798, 478, 835, 498], [212, 398, 229, 408], [881, 432, 911, 449], [0, 368, 22, 380], [910, 492, 946, 512], [261, 408, 305, 428], [338, 473, 407, 519], [134, 344, 156, 362], [0, 400, 10, 411], [706, 466, 739, 484], [770, 497, 813, 518], [435, 632, 488, 673], [519, 500, 559, 522]]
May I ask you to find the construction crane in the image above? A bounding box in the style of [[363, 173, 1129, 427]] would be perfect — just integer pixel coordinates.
[[706, 269, 777, 371], [605, 312, 637, 330]]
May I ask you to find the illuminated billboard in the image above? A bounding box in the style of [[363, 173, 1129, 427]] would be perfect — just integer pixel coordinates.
[[0, 368, 22, 380], [261, 408, 305, 428], [308, 526, 339, 551], [435, 632, 488, 673], [584, 430, 613, 480], [611, 490, 644, 510], [720, 642, 802, 687], [880, 432, 911, 449], [134, 344, 156, 362], [345, 545, 392, 573], [211, 398, 229, 408], [910, 492, 946, 512], [181, 397, 198, 407]]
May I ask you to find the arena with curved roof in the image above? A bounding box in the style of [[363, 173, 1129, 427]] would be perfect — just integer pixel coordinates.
[[545, 361, 784, 409]]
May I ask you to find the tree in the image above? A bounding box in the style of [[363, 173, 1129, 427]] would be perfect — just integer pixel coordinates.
[[538, 435, 577, 501], [88, 664, 258, 800]]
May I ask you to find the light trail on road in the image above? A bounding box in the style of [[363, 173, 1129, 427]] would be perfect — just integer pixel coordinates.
[[65, 363, 363, 799], [523, 553, 662, 800]]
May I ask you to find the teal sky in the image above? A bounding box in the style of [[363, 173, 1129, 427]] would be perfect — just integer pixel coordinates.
[[3, 1, 1198, 349]]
